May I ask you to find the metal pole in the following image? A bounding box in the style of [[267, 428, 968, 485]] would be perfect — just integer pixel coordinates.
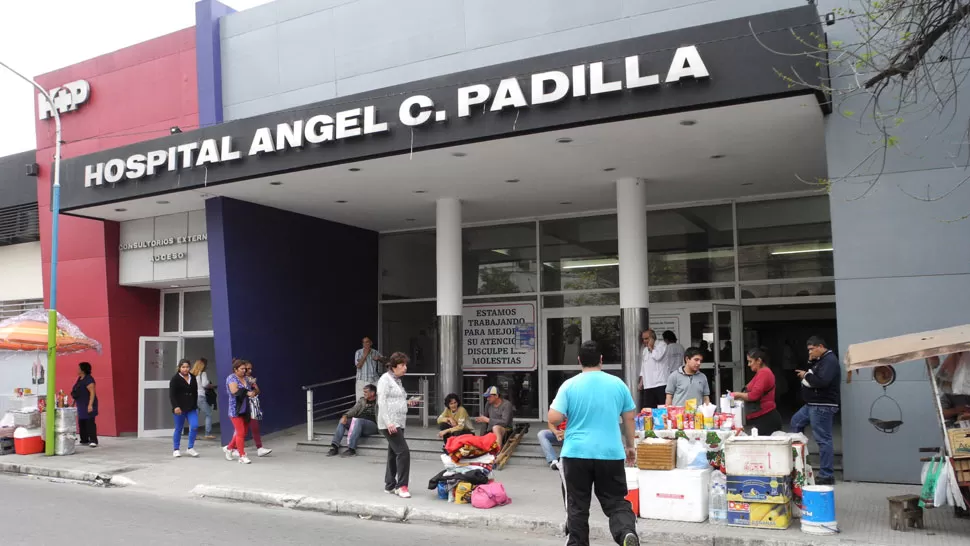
[[0, 61, 61, 456], [306, 389, 314, 442], [926, 359, 954, 458]]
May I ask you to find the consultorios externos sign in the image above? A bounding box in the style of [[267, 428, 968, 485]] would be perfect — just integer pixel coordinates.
[[82, 46, 709, 188], [463, 302, 537, 372]]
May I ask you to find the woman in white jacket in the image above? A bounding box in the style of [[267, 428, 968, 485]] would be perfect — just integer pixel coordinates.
[[377, 352, 418, 498]]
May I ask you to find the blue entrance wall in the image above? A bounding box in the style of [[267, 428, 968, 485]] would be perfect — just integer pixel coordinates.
[[206, 197, 378, 444]]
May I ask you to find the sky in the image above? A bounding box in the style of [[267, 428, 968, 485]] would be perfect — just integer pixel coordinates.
[[0, 0, 273, 157]]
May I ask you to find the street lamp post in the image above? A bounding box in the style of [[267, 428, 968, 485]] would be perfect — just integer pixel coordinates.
[[0, 60, 63, 456]]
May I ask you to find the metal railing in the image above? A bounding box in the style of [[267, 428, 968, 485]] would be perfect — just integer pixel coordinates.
[[302, 374, 431, 442], [464, 374, 486, 416]]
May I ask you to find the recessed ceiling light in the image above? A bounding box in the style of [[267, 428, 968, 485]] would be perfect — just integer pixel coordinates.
[[114, 208, 127, 212], [348, 167, 361, 172], [451, 152, 467, 158], [505, 179, 520, 184], [710, 154, 726, 159], [405, 218, 416, 222], [556, 137, 573, 144], [335, 200, 348, 204], [603, 168, 616, 172], [156, 200, 170, 204], [170, 285, 179, 288], [680, 120, 697, 126], [269, 181, 282, 186], [414, 190, 427, 194], [559, 201, 572, 205]]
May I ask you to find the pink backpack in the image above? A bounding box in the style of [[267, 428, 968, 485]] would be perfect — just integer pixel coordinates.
[[471, 482, 511, 509]]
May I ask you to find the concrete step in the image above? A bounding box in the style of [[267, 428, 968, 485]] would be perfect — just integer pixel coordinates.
[[296, 426, 552, 468]]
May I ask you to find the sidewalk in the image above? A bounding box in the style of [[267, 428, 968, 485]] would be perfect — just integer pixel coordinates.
[[2, 430, 968, 546]]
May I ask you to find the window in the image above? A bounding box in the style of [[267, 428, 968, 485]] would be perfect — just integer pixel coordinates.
[[380, 301, 436, 374], [736, 197, 833, 281], [160, 289, 213, 334], [0, 204, 39, 247], [647, 205, 735, 286], [379, 231, 436, 300], [463, 223, 537, 296], [540, 215, 618, 292]]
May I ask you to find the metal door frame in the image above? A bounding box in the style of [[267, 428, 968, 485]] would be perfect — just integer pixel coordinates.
[[712, 303, 744, 400], [539, 305, 622, 416], [138, 336, 183, 438]]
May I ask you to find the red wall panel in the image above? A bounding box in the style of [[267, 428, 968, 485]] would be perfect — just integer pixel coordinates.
[[34, 27, 198, 436]]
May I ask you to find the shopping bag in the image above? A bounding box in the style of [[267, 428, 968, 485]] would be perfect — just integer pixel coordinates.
[[952, 360, 970, 395], [919, 457, 943, 508], [934, 459, 950, 508]]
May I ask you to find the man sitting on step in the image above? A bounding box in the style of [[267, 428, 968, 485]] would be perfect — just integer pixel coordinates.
[[328, 384, 379, 457]]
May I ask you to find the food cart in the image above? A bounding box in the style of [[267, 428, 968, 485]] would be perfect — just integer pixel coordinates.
[[844, 324, 970, 514]]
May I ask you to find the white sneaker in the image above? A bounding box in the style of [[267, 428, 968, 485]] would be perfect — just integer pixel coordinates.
[[173, 450, 181, 458], [257, 447, 272, 457], [550, 460, 560, 471], [232, 450, 240, 457], [187, 448, 199, 458], [238, 456, 252, 464], [223, 446, 234, 461], [396, 486, 411, 498]]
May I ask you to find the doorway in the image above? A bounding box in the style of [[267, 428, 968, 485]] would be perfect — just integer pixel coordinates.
[[538, 302, 745, 416], [137, 335, 217, 438]]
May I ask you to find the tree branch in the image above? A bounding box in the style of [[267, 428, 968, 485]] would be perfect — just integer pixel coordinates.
[[864, 4, 970, 88]]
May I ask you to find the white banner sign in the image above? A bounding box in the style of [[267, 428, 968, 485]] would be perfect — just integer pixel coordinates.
[[650, 314, 681, 343], [462, 302, 537, 372]]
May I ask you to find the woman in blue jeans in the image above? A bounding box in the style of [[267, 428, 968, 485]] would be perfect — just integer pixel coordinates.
[[169, 359, 200, 458]]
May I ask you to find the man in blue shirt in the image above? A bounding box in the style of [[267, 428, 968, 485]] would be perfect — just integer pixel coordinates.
[[549, 340, 639, 546]]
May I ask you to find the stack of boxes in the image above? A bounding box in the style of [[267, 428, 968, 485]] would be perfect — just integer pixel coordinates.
[[724, 436, 794, 530]]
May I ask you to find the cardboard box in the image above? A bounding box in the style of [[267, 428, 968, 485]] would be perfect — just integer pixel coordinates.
[[727, 475, 793, 504], [727, 500, 792, 530], [948, 428, 970, 459]]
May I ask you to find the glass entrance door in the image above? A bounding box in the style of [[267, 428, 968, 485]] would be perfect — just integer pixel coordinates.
[[138, 336, 182, 438], [541, 305, 622, 415], [713, 304, 744, 400]]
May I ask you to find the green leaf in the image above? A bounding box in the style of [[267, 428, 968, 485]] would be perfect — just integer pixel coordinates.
[[843, 110, 855, 118]]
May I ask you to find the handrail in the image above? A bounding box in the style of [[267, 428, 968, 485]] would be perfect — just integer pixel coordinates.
[[304, 375, 431, 441], [302, 375, 355, 391]]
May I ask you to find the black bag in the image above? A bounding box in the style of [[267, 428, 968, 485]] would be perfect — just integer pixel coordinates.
[[205, 388, 217, 410]]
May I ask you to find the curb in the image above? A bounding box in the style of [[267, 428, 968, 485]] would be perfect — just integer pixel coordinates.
[[0, 461, 130, 487], [190, 484, 885, 546]]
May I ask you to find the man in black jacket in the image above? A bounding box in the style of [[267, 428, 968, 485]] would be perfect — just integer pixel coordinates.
[[328, 384, 379, 457], [790, 336, 841, 485]]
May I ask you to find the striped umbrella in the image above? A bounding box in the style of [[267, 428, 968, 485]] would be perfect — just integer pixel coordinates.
[[0, 309, 101, 355]]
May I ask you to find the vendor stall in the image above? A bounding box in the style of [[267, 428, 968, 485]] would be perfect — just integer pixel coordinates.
[[845, 324, 970, 521], [632, 399, 817, 533]]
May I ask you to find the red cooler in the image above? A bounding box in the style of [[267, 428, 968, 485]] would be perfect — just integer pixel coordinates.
[[14, 427, 44, 455], [625, 467, 640, 516]]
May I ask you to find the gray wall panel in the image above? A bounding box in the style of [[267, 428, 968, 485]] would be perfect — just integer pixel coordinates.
[[220, 0, 795, 121], [278, 10, 336, 92], [834, 274, 970, 483], [463, 0, 622, 50], [221, 25, 281, 106], [818, 0, 970, 483], [332, 0, 466, 80]]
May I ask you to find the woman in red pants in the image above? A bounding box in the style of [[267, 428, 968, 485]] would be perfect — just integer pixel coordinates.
[[224, 359, 253, 464], [230, 362, 273, 458]]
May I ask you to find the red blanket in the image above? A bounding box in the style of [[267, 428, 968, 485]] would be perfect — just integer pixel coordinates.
[[445, 433, 499, 455]]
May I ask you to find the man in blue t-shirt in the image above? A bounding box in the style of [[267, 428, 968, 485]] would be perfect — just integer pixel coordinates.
[[549, 340, 639, 546]]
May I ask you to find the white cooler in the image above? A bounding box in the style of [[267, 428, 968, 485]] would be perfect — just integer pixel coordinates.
[[638, 468, 712, 522]]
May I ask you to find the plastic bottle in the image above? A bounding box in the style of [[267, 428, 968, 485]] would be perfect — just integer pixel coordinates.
[[709, 471, 728, 525]]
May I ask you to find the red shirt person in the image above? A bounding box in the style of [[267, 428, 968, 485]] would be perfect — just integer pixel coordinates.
[[732, 348, 783, 435]]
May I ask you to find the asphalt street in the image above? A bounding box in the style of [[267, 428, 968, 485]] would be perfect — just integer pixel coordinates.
[[0, 474, 570, 545]]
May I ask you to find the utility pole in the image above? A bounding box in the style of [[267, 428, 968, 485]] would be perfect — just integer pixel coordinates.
[[0, 60, 63, 456]]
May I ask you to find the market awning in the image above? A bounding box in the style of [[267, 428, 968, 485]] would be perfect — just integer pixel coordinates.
[[845, 324, 970, 371]]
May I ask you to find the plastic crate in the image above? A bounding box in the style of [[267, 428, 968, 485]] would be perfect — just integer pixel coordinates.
[[0, 437, 14, 456]]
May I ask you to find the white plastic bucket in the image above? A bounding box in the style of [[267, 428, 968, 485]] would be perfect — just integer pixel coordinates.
[[801, 485, 838, 535]]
